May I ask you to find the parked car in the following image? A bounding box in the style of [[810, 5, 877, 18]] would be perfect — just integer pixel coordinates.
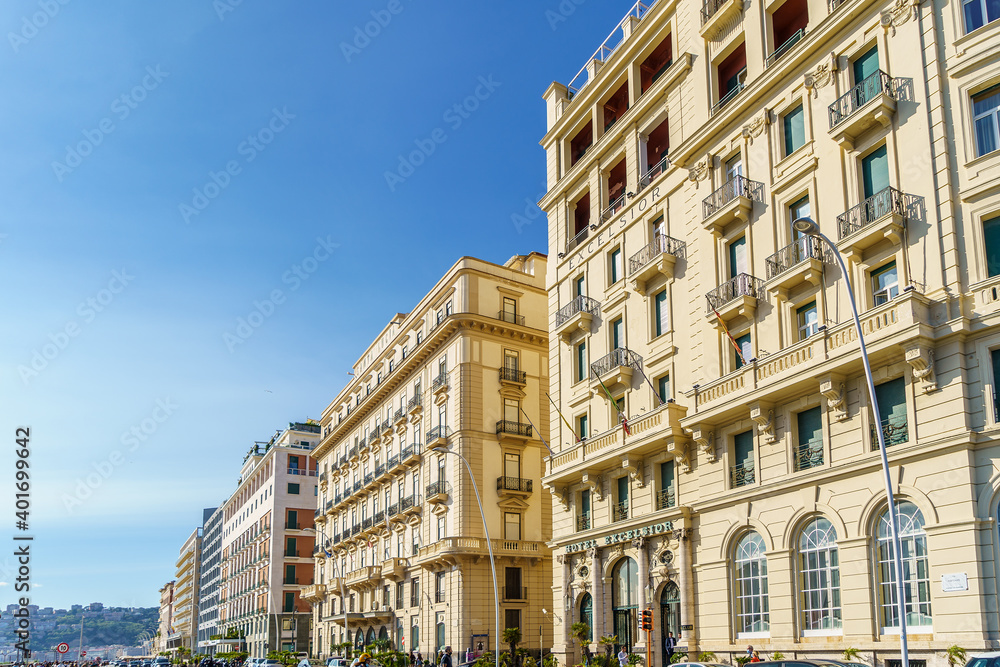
[[326, 659, 348, 667], [965, 653, 1000, 667]]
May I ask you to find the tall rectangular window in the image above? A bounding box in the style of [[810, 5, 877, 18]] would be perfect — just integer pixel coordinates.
[[963, 0, 1000, 33], [861, 144, 890, 199], [575, 276, 585, 297], [435, 571, 446, 602], [287, 510, 298, 529], [612, 317, 624, 349], [504, 512, 521, 540], [797, 301, 818, 340], [610, 248, 623, 284], [505, 567, 523, 600], [576, 341, 588, 382], [796, 406, 824, 470], [577, 414, 589, 439], [729, 236, 748, 278], [783, 104, 805, 156], [872, 261, 899, 305], [992, 348, 1000, 422], [732, 430, 755, 488], [617, 476, 629, 509], [873, 377, 908, 447], [283, 592, 295, 613], [985, 216, 1000, 277], [974, 85, 1000, 157], [504, 452, 521, 479], [657, 374, 670, 404], [790, 195, 811, 232], [654, 289, 669, 336], [437, 515, 447, 540], [853, 45, 880, 87], [735, 333, 752, 369], [657, 460, 675, 509]]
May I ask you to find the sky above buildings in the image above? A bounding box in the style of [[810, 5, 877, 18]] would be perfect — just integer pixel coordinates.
[[0, 1, 634, 608]]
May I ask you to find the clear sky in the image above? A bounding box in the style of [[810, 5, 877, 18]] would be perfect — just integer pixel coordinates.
[[0, 1, 634, 609]]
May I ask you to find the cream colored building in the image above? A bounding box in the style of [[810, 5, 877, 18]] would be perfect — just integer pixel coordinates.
[[157, 580, 175, 654], [539, 0, 1000, 666], [217, 422, 320, 658], [171, 529, 202, 651], [307, 254, 553, 659]]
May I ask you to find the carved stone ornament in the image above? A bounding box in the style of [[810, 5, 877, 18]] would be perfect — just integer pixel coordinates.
[[804, 63, 833, 97], [623, 457, 645, 488], [582, 473, 604, 502], [741, 111, 769, 145], [586, 546, 599, 560], [688, 160, 709, 182], [659, 550, 674, 566], [546, 484, 571, 511], [819, 376, 848, 422], [631, 536, 646, 551], [749, 402, 776, 444], [685, 425, 716, 462], [904, 344, 938, 393], [881, 0, 916, 35]]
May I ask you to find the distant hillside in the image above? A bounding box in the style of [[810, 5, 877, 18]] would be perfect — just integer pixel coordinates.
[[0, 607, 159, 651]]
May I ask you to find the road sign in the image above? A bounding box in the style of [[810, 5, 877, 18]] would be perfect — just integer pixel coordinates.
[[57, 644, 70, 654], [82, 651, 87, 657]]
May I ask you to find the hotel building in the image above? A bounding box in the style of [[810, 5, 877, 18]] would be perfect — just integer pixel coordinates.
[[306, 254, 553, 659], [170, 528, 203, 651], [157, 580, 175, 654], [539, 0, 1000, 665], [217, 422, 321, 657], [198, 506, 224, 656]]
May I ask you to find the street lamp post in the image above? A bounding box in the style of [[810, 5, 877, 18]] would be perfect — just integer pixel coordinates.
[[792, 216, 909, 667], [432, 446, 501, 667]]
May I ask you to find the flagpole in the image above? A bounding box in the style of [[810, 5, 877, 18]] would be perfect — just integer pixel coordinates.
[[711, 306, 748, 365], [545, 392, 579, 443], [519, 407, 553, 456]]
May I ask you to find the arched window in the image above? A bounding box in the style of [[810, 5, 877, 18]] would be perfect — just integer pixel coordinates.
[[379, 625, 389, 643], [659, 582, 680, 646], [355, 628, 364, 648], [876, 501, 931, 628], [580, 593, 593, 641], [799, 517, 841, 632], [612, 557, 638, 650], [366, 627, 376, 646], [735, 532, 769, 635]]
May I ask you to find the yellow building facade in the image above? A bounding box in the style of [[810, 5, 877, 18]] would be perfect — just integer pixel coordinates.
[[307, 254, 553, 659], [539, 0, 1000, 666]]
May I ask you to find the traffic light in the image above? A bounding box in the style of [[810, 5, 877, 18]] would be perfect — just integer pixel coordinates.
[[640, 609, 653, 631]]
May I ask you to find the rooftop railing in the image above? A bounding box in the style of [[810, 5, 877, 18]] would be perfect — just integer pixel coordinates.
[[566, 1, 659, 96]]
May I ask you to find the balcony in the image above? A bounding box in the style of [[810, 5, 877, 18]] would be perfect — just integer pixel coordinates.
[[600, 194, 627, 223], [432, 371, 449, 396], [795, 440, 824, 471], [497, 309, 526, 326], [655, 487, 676, 510], [394, 407, 407, 425], [765, 237, 828, 300], [353, 480, 362, 494], [402, 442, 422, 464], [555, 295, 601, 342], [711, 72, 747, 116], [577, 515, 592, 531], [367, 431, 380, 446], [364, 472, 374, 486], [706, 273, 765, 321], [628, 234, 685, 292], [836, 186, 908, 262], [374, 509, 385, 524], [590, 347, 642, 393], [613, 501, 629, 522], [349, 445, 359, 462], [426, 481, 450, 504], [387, 454, 401, 472], [566, 226, 590, 254], [829, 70, 900, 149], [499, 367, 527, 385], [496, 420, 532, 441], [765, 28, 805, 68], [381, 557, 408, 581], [870, 413, 909, 450], [701, 0, 744, 37], [702, 175, 764, 235], [400, 494, 420, 515], [362, 517, 373, 531], [502, 586, 527, 601], [637, 155, 671, 194], [730, 461, 755, 488], [407, 394, 423, 416], [497, 476, 533, 496], [388, 503, 400, 517], [345, 566, 381, 589], [426, 426, 449, 450], [375, 463, 386, 478]]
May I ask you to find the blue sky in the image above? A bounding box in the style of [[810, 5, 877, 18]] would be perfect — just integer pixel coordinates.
[[0, 1, 634, 610]]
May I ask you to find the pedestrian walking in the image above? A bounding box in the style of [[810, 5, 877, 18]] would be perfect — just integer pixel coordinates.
[[617, 647, 628, 667], [441, 648, 452, 667], [664, 632, 676, 663]]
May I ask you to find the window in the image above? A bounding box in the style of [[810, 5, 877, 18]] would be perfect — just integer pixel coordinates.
[[283, 592, 295, 613], [783, 105, 806, 156], [577, 413, 589, 439], [576, 341, 588, 382], [717, 42, 747, 106], [437, 515, 447, 540], [734, 332, 752, 369], [654, 289, 669, 337], [985, 216, 1000, 277], [963, 0, 1000, 32], [435, 572, 446, 603], [992, 348, 1000, 422], [505, 566, 524, 600], [580, 593, 594, 640], [579, 489, 592, 530], [799, 517, 840, 632], [735, 532, 769, 634], [616, 476, 629, 521], [657, 374, 670, 404], [396, 582, 405, 609], [287, 483, 300, 495], [657, 460, 675, 509], [732, 430, 755, 487], [445, 301, 453, 316], [436, 612, 446, 650], [504, 512, 522, 540], [876, 502, 931, 629], [861, 144, 890, 200], [575, 275, 586, 297], [502, 296, 518, 323], [791, 195, 811, 229], [411, 577, 420, 606], [505, 609, 522, 635], [611, 557, 638, 648], [410, 616, 419, 650], [437, 455, 446, 483], [610, 247, 623, 284], [286, 510, 298, 529], [729, 235, 748, 278], [504, 452, 521, 479], [974, 86, 1000, 157], [797, 301, 818, 340], [872, 261, 899, 305], [285, 537, 297, 557], [285, 564, 296, 585], [612, 316, 624, 349], [873, 377, 908, 448], [795, 406, 824, 470]]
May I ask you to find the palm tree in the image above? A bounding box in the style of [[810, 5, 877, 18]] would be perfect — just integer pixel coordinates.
[[503, 627, 522, 667], [946, 646, 967, 667]]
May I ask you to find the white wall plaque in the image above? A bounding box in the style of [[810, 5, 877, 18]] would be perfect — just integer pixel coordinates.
[[941, 573, 968, 592]]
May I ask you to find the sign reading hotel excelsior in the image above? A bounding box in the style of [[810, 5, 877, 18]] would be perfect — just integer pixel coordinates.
[[565, 521, 674, 554]]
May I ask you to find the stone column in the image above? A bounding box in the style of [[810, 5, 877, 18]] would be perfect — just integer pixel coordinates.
[[634, 537, 648, 652], [675, 528, 696, 655], [557, 555, 572, 660], [589, 546, 603, 650]]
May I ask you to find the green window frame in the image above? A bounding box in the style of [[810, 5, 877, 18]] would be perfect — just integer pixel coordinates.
[[576, 341, 588, 382], [657, 374, 670, 404], [795, 406, 824, 470], [287, 482, 300, 495], [654, 289, 669, 336], [783, 104, 805, 156], [610, 248, 622, 284], [984, 215, 1000, 277]]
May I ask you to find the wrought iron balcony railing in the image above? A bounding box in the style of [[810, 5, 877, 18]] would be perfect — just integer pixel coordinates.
[[407, 394, 422, 411], [555, 295, 601, 327], [426, 426, 448, 444], [829, 70, 898, 127], [702, 175, 764, 219], [432, 371, 448, 391], [613, 501, 629, 522], [400, 495, 416, 511], [566, 225, 590, 253], [795, 440, 824, 471], [426, 481, 450, 497], [496, 476, 533, 493], [655, 488, 676, 510], [765, 28, 805, 68], [577, 515, 592, 531], [499, 366, 527, 384], [497, 310, 525, 326], [373, 510, 384, 523], [711, 69, 747, 115], [702, 0, 733, 24], [496, 420, 532, 437], [362, 517, 373, 530], [628, 234, 686, 276], [364, 473, 373, 485], [765, 236, 827, 280], [836, 186, 907, 240], [638, 155, 671, 192], [706, 273, 765, 312], [600, 193, 627, 222], [591, 347, 643, 377], [730, 461, 755, 488], [870, 413, 908, 450]]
